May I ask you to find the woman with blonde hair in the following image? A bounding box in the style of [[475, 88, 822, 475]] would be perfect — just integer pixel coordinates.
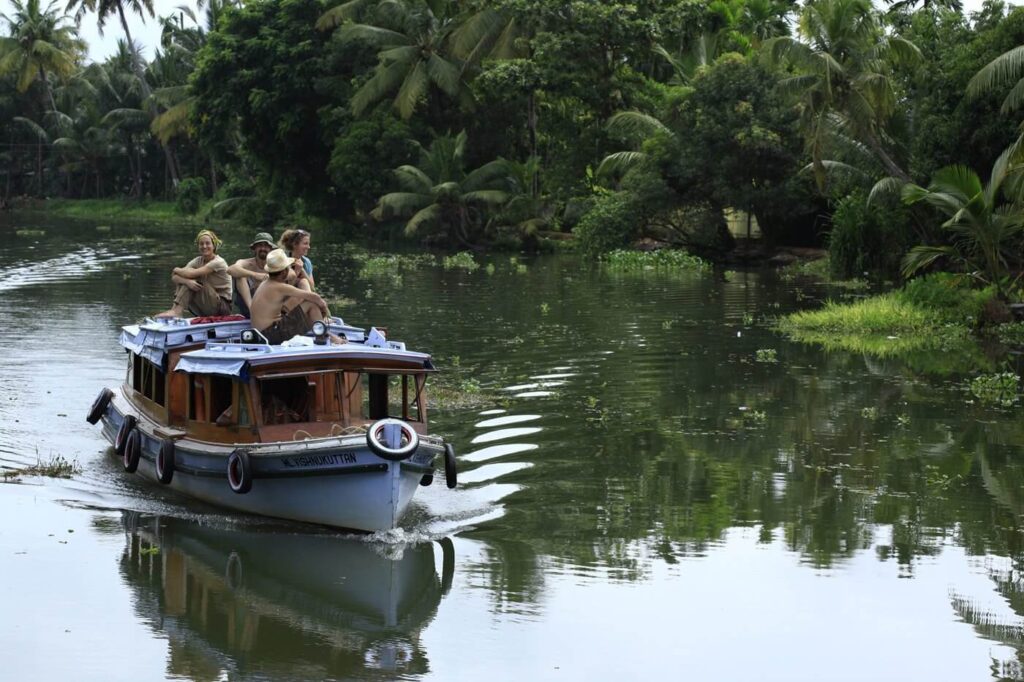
[[155, 229, 232, 318], [278, 227, 315, 289]]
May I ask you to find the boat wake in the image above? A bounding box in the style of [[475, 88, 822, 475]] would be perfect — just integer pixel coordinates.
[[0, 247, 139, 292]]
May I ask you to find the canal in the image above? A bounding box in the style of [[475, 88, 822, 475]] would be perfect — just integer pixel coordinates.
[[1, 215, 1021, 681]]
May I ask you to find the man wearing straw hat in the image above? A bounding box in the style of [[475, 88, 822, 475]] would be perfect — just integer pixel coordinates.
[[250, 248, 333, 344], [227, 231, 275, 317], [155, 229, 232, 319]]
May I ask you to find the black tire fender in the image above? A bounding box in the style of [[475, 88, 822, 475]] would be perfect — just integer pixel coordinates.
[[156, 439, 175, 484], [115, 415, 137, 458], [227, 449, 252, 494], [87, 388, 114, 425], [444, 443, 457, 489], [122, 429, 142, 473]]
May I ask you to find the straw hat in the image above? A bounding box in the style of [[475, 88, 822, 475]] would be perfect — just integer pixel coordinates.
[[264, 248, 291, 273]]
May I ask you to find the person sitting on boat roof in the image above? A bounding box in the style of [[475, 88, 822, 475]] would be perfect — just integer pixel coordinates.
[[155, 229, 232, 319], [227, 232, 275, 318], [250, 248, 336, 345], [279, 227, 315, 290]]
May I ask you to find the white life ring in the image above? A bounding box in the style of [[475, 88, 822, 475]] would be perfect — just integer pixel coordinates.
[[366, 418, 419, 461]]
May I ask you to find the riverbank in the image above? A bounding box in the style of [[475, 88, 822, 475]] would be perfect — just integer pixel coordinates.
[[13, 198, 223, 225], [774, 272, 1016, 374]]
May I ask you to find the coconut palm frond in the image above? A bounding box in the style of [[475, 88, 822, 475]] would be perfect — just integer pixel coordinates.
[[901, 245, 960, 278], [596, 151, 650, 180], [605, 111, 670, 141], [12, 116, 48, 139], [403, 203, 442, 236], [967, 45, 1024, 102], [463, 189, 510, 206], [867, 176, 904, 206], [316, 0, 373, 31]]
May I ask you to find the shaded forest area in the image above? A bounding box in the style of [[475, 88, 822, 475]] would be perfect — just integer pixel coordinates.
[[4, 0, 1024, 279]]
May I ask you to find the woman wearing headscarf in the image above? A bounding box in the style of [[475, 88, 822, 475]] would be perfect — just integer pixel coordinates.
[[278, 227, 315, 289], [155, 229, 232, 318]]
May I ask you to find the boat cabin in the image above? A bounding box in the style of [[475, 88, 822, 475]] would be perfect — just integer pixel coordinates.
[[119, 319, 435, 444]]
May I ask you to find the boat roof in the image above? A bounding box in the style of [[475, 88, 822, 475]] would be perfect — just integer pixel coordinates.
[[175, 337, 435, 379], [120, 316, 366, 368]]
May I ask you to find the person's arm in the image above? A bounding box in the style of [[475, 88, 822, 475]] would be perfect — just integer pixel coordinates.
[[172, 273, 201, 290], [304, 257, 316, 289], [175, 257, 227, 280], [286, 284, 328, 314], [227, 261, 269, 282], [235, 276, 254, 310]]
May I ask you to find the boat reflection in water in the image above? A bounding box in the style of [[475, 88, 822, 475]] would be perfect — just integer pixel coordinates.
[[119, 513, 454, 679]]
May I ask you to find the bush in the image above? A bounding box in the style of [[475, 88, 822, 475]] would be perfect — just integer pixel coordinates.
[[175, 177, 207, 215], [829, 191, 912, 279], [574, 192, 640, 258], [900, 272, 995, 325]]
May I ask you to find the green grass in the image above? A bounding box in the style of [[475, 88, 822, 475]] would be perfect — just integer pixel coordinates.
[[776, 278, 996, 373], [29, 198, 223, 224]]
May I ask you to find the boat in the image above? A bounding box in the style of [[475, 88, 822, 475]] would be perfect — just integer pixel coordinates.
[[86, 316, 458, 532], [119, 512, 452, 678]]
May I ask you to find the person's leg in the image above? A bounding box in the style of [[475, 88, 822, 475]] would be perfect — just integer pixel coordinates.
[[155, 283, 191, 318], [187, 283, 224, 317]]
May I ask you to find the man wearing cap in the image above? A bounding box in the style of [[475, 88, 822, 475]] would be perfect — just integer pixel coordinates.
[[227, 232, 275, 317], [249, 248, 333, 344]]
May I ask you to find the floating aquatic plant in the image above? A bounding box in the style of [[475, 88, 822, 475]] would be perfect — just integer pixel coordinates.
[[969, 372, 1019, 407]]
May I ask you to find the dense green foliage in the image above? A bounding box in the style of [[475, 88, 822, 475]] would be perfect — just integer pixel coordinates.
[[5, 0, 1024, 281]]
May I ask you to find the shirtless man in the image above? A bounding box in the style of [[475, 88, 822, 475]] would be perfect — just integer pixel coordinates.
[[250, 249, 333, 344], [227, 232, 274, 317], [155, 229, 231, 318]]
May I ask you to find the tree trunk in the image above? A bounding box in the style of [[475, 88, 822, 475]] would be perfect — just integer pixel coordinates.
[[209, 157, 218, 194], [118, 5, 181, 188], [862, 128, 911, 184], [528, 90, 538, 198]]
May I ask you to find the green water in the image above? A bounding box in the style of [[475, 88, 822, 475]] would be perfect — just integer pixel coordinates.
[[1, 216, 1023, 681]]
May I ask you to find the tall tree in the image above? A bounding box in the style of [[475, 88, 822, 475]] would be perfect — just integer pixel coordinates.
[[318, 0, 469, 120], [0, 0, 84, 113], [65, 0, 181, 185], [764, 0, 920, 186]]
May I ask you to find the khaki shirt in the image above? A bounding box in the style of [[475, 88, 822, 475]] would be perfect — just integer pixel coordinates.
[[187, 255, 231, 300]]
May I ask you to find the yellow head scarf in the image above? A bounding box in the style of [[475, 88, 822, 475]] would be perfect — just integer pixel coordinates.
[[195, 229, 223, 253]]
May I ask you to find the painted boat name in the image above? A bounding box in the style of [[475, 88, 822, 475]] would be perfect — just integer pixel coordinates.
[[281, 453, 358, 468]]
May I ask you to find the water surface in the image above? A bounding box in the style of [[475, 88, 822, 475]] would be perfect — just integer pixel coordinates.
[[1, 216, 1023, 681]]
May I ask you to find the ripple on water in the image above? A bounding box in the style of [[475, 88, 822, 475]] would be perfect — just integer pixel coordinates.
[[462, 442, 540, 464], [474, 414, 541, 428], [470, 427, 543, 444], [0, 247, 139, 292]]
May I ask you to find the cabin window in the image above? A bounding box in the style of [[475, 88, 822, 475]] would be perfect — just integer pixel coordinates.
[[259, 377, 312, 425], [210, 377, 233, 425], [349, 372, 425, 422], [130, 353, 166, 407]]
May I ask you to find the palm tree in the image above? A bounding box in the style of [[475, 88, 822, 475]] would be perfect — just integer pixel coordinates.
[[319, 0, 469, 119], [0, 0, 84, 112], [371, 131, 513, 245], [764, 0, 920, 187], [596, 111, 676, 180], [900, 149, 1024, 299], [65, 0, 182, 185]]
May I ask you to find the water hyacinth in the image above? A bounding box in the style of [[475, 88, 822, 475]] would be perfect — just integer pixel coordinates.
[[601, 249, 710, 272]]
